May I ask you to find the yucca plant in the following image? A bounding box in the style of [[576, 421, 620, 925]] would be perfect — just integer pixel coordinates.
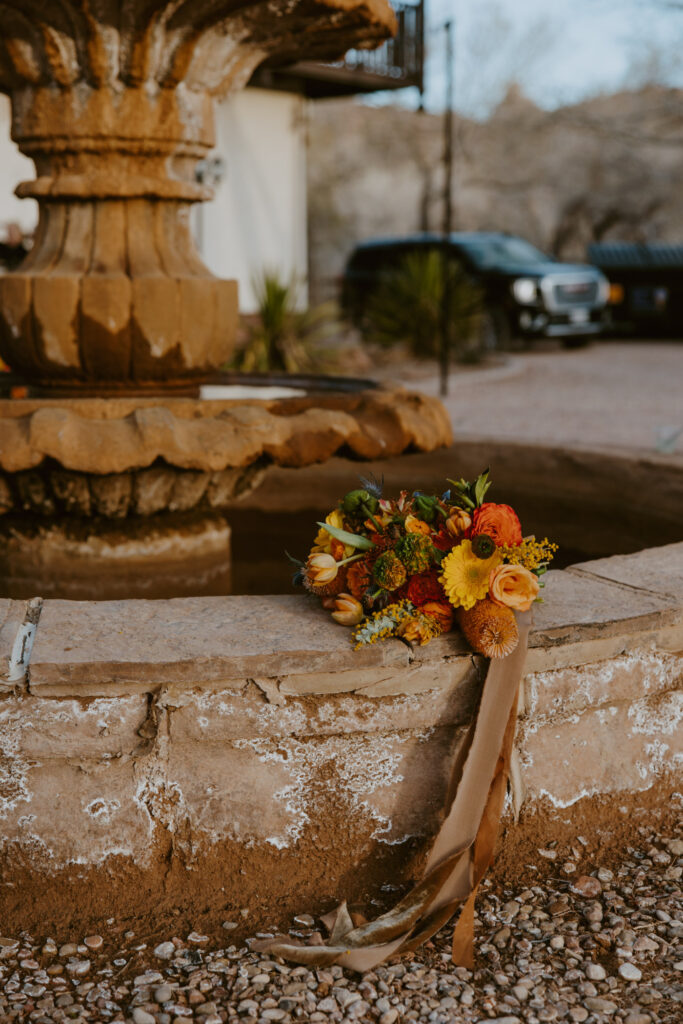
[[234, 271, 338, 374], [364, 250, 485, 362]]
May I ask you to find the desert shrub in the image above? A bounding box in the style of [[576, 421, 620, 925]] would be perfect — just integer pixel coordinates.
[[364, 250, 485, 361], [233, 271, 338, 374]]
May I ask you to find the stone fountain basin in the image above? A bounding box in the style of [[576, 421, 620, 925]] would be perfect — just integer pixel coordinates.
[[0, 382, 453, 600], [0, 443, 681, 943]]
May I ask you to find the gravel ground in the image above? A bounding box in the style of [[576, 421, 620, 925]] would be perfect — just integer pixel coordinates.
[[1, 824, 680, 1024], [375, 341, 683, 455]]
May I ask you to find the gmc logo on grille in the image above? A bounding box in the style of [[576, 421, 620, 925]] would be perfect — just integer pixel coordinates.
[[561, 282, 591, 294]]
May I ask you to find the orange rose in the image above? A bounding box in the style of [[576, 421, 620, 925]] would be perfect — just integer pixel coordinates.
[[489, 563, 539, 612], [421, 600, 454, 632], [472, 503, 522, 547]]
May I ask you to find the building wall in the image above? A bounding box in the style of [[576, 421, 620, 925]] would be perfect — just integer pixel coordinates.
[[0, 88, 308, 314], [0, 96, 37, 237], [194, 87, 309, 313]]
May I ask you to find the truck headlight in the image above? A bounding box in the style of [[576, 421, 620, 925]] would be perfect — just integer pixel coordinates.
[[512, 278, 537, 304]]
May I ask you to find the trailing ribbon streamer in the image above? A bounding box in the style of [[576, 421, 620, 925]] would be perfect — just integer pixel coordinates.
[[254, 611, 531, 972]]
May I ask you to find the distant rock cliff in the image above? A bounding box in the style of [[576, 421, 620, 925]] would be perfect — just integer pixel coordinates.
[[307, 85, 683, 301]]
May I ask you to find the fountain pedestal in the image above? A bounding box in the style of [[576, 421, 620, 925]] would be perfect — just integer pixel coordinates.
[[0, 0, 396, 389]]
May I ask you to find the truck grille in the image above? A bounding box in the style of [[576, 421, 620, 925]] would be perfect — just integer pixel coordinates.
[[540, 274, 602, 313], [553, 280, 599, 307]]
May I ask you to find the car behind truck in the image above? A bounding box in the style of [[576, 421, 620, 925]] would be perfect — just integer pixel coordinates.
[[588, 242, 683, 339]]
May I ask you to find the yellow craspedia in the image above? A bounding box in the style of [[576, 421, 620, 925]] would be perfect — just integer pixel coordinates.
[[440, 539, 502, 610]]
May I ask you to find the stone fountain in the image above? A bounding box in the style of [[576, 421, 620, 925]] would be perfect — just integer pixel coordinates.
[[0, 0, 452, 599]]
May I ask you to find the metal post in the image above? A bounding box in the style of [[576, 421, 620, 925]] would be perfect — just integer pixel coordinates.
[[439, 18, 455, 397]]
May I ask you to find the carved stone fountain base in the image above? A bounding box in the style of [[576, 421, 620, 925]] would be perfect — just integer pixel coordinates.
[[0, 384, 453, 599]]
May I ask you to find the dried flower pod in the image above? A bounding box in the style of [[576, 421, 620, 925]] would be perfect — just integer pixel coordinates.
[[471, 533, 496, 559], [457, 599, 519, 659], [341, 488, 379, 517]]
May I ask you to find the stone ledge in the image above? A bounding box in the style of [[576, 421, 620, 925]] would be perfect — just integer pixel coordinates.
[[571, 542, 683, 600], [24, 563, 683, 697]]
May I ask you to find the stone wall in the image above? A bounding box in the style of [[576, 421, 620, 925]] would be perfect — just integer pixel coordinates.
[[1, 544, 681, 939]]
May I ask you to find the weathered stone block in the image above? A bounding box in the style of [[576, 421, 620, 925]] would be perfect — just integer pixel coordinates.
[[518, 687, 683, 808], [524, 648, 683, 720]]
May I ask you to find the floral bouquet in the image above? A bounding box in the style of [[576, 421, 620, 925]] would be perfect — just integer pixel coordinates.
[[291, 470, 556, 658]]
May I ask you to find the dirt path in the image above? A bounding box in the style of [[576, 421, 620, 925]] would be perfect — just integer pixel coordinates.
[[375, 341, 683, 455]]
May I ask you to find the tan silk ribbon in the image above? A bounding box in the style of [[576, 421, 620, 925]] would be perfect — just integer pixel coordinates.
[[254, 611, 531, 972]]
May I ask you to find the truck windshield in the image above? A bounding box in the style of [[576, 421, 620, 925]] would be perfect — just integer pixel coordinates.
[[459, 237, 549, 268]]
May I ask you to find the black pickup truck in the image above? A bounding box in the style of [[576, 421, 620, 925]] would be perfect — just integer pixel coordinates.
[[342, 232, 610, 348]]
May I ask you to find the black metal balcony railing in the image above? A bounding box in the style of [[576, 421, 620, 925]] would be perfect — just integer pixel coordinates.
[[330, 0, 424, 86], [251, 0, 424, 98]]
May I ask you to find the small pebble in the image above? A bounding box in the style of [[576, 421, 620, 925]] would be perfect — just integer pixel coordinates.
[[133, 1009, 157, 1024], [583, 997, 618, 1014], [66, 959, 90, 977], [585, 963, 607, 981], [83, 934, 103, 950], [619, 962, 643, 981], [154, 942, 175, 960], [571, 875, 602, 898]]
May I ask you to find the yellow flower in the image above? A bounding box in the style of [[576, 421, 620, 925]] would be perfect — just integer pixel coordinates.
[[330, 593, 364, 626], [499, 536, 558, 571], [397, 613, 442, 646], [440, 539, 502, 611], [312, 509, 354, 558]]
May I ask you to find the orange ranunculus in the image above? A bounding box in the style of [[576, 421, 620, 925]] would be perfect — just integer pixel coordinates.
[[330, 593, 364, 626], [489, 563, 539, 612], [421, 600, 454, 632], [330, 539, 347, 561], [405, 514, 431, 536], [446, 509, 472, 538], [472, 503, 522, 547]]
